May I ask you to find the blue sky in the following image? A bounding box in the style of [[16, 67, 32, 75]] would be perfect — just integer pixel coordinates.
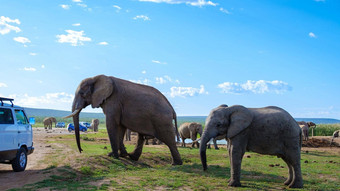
[[0, 0, 339, 118]]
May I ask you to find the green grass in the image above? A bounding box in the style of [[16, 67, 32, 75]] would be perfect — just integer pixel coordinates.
[[312, 124, 339, 136], [11, 130, 340, 191]]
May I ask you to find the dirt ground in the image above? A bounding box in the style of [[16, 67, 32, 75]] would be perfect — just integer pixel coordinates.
[[0, 129, 339, 190]]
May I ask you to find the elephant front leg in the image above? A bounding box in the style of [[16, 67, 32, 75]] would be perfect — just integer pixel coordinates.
[[106, 118, 120, 159], [118, 126, 128, 157], [228, 143, 246, 187], [213, 138, 219, 150], [129, 133, 145, 161]]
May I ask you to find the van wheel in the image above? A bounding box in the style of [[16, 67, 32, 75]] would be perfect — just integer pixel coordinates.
[[12, 148, 27, 172]]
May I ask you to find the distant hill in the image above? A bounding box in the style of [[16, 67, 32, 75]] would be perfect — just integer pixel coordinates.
[[24, 108, 340, 124], [25, 108, 105, 119]]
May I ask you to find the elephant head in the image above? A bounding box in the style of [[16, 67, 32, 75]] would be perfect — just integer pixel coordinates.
[[307, 122, 316, 128], [64, 75, 115, 152], [200, 105, 253, 170]]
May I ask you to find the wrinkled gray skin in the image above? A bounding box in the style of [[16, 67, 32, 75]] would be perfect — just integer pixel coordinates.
[[90, 119, 99, 132], [179, 122, 203, 148], [43, 117, 56, 129], [69, 75, 182, 165], [200, 105, 303, 188]]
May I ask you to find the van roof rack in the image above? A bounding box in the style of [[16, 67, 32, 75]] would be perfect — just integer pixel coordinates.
[[0, 97, 14, 107]]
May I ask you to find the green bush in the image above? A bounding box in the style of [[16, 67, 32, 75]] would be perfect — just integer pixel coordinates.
[[310, 124, 339, 136]]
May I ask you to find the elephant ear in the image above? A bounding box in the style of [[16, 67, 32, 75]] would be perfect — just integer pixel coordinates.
[[226, 106, 253, 139], [91, 75, 114, 108]]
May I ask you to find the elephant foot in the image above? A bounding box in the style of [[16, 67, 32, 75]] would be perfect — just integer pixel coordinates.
[[108, 152, 119, 159], [215, 147, 220, 150], [119, 152, 129, 158], [228, 180, 241, 187], [172, 159, 183, 165], [128, 153, 141, 161]]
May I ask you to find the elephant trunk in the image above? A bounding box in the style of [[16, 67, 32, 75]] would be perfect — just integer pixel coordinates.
[[200, 131, 214, 171]]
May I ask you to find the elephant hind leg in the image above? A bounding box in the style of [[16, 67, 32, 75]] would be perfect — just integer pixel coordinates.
[[281, 157, 293, 186], [157, 131, 182, 165], [129, 133, 145, 161], [284, 151, 303, 188]]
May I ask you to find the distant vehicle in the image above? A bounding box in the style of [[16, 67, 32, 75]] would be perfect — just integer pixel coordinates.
[[0, 97, 34, 172], [56, 122, 65, 128], [67, 123, 87, 132], [80, 122, 91, 128]]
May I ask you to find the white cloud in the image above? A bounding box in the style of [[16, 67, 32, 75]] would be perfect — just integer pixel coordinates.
[[13, 36, 31, 44], [23, 67, 37, 72], [77, 3, 87, 8], [9, 93, 74, 110], [41, 65, 45, 69], [130, 78, 151, 85], [98, 41, 108, 45], [0, 83, 8, 88], [220, 7, 231, 14], [138, 0, 217, 7], [152, 60, 167, 65], [156, 75, 180, 84], [133, 15, 151, 21], [309, 32, 317, 38], [314, 0, 325, 2], [72, 23, 81, 26], [56, 30, 91, 46], [0, 16, 21, 35], [218, 80, 292, 94], [72, 0, 82, 2], [113, 5, 122, 12], [60, 4, 71, 9], [142, 70, 147, 74], [29, 53, 37, 56], [170, 85, 207, 98]]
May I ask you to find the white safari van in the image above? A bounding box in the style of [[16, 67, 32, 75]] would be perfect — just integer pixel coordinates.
[[0, 97, 34, 172]]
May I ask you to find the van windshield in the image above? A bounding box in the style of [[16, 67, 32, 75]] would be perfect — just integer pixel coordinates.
[[15, 110, 28, 125]]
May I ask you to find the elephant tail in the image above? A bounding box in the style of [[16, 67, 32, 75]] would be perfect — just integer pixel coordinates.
[[299, 129, 303, 147], [174, 112, 180, 142]]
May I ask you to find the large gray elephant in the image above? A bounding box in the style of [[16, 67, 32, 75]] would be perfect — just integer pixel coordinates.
[[65, 75, 182, 165], [200, 105, 303, 188], [179, 122, 203, 148], [43, 117, 56, 129]]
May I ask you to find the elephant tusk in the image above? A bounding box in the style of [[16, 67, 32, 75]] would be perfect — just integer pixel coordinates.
[[63, 109, 81, 119], [192, 138, 201, 143]]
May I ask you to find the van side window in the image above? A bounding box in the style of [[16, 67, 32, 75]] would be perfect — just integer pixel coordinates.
[[15, 110, 28, 125], [0, 108, 14, 124]]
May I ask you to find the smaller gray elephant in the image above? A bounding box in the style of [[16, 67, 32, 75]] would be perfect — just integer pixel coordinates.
[[297, 121, 316, 141], [179, 122, 203, 148], [90, 119, 99, 132], [330, 130, 339, 146]]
